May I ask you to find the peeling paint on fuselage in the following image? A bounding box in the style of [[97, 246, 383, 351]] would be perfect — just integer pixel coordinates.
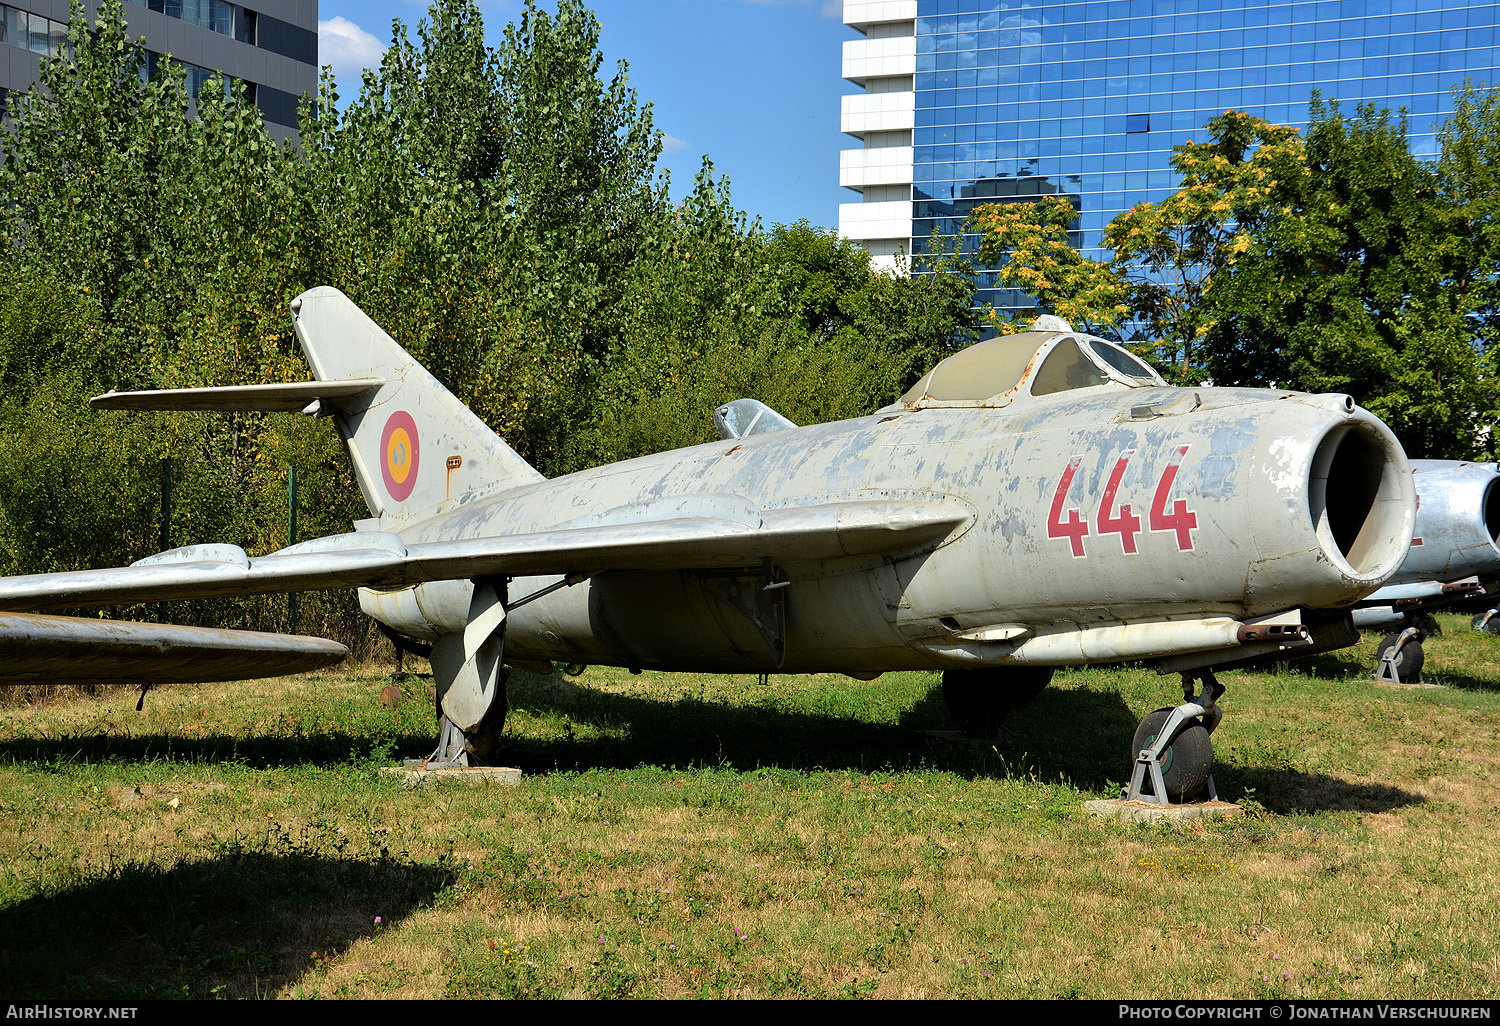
[[365, 386, 1409, 675]]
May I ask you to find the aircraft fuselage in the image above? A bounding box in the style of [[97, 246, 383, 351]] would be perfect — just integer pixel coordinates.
[[363, 384, 1410, 675]]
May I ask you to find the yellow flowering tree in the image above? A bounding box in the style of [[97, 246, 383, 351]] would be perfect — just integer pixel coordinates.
[[1103, 111, 1306, 383], [968, 195, 1131, 337]]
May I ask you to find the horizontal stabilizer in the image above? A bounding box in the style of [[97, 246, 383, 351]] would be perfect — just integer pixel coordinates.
[[0, 613, 347, 685], [90, 379, 384, 413], [0, 500, 972, 611]]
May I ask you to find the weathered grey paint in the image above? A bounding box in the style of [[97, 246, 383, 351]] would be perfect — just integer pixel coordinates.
[[4, 288, 1417, 691], [1390, 460, 1500, 584]]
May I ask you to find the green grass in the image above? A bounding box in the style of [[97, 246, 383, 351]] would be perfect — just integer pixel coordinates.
[[3, 614, 1500, 998]]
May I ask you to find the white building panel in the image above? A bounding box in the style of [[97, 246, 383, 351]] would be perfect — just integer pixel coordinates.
[[841, 35, 915, 84], [838, 200, 913, 245], [839, 145, 914, 190], [844, 0, 918, 31], [862, 239, 905, 274], [841, 90, 915, 136]]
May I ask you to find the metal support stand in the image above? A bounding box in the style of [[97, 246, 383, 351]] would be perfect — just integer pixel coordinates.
[[1123, 671, 1224, 806], [1373, 625, 1423, 684], [426, 714, 472, 769]]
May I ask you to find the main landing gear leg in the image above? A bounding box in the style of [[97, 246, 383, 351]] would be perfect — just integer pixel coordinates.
[[415, 572, 593, 767], [1123, 671, 1223, 805], [419, 577, 511, 768]]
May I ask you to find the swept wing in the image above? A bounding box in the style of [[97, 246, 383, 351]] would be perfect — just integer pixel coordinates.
[[0, 613, 347, 685], [0, 501, 970, 612]]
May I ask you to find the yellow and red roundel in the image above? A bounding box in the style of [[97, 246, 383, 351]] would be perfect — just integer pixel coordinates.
[[380, 411, 420, 502]]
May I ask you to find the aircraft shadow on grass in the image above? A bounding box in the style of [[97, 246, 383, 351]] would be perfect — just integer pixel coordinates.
[[0, 851, 454, 999], [500, 670, 1425, 814]]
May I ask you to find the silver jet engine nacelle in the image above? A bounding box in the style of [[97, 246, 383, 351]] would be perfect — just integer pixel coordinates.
[[1393, 460, 1500, 585], [1350, 460, 1500, 661], [1353, 458, 1500, 629]]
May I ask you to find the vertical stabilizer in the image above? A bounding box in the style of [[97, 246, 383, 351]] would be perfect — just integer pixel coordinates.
[[290, 287, 544, 524]]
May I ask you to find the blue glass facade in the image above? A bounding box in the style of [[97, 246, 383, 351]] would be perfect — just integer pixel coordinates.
[[911, 0, 1500, 312]]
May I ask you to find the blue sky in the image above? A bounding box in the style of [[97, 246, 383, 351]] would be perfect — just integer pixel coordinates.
[[317, 0, 858, 231]]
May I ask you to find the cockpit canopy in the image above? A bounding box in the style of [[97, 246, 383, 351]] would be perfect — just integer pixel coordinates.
[[891, 329, 1166, 410]]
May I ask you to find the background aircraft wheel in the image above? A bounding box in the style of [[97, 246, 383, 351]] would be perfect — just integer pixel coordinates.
[[1472, 611, 1500, 635], [1131, 708, 1213, 803], [1376, 633, 1424, 681], [462, 670, 509, 765], [941, 667, 1054, 736]]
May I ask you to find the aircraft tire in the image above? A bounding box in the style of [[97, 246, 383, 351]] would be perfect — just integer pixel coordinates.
[[1472, 611, 1500, 635], [463, 669, 510, 765], [941, 667, 1054, 736], [1376, 633, 1424, 682], [1131, 708, 1213, 803]]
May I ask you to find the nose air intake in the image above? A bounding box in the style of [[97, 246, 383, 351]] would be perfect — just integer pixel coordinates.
[[1484, 477, 1500, 545], [1309, 421, 1412, 580]]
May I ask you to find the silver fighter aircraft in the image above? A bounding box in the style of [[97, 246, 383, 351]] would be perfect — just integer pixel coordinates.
[[1351, 459, 1500, 682], [0, 289, 1416, 801]]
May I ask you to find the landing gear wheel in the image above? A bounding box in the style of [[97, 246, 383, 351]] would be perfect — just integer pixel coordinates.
[[1376, 632, 1425, 681], [460, 670, 509, 765], [1473, 610, 1500, 635], [1131, 708, 1213, 803], [941, 667, 1054, 737]]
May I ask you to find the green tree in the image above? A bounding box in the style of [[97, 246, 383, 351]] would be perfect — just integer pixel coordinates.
[[1438, 81, 1500, 354], [0, 0, 187, 320], [1103, 111, 1305, 382], [1219, 100, 1487, 457]]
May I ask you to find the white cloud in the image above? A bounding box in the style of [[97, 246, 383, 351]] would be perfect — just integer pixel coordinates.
[[319, 16, 386, 85], [662, 133, 689, 154]]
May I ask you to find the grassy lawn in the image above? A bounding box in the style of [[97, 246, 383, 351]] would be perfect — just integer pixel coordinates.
[[2, 613, 1499, 999]]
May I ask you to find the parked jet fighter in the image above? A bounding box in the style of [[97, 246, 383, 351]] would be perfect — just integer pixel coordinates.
[[0, 289, 1416, 801], [1350, 459, 1500, 682]]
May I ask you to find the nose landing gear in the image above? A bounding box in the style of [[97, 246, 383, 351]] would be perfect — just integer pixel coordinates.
[[1374, 626, 1425, 684], [1123, 671, 1223, 805]]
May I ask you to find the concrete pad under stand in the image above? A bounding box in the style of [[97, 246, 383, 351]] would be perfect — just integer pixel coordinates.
[[1085, 798, 1243, 826], [383, 764, 523, 788]]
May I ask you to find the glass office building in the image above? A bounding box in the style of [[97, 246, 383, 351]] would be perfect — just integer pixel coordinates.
[[839, 0, 1500, 313], [0, 0, 317, 142]]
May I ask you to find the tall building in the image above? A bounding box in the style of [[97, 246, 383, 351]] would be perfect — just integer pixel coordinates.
[[839, 0, 1500, 312], [0, 0, 317, 142]]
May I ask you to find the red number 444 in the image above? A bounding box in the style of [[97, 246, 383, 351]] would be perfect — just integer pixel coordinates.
[[1047, 446, 1198, 557]]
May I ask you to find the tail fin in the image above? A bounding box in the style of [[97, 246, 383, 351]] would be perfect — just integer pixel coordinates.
[[290, 287, 543, 525]]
